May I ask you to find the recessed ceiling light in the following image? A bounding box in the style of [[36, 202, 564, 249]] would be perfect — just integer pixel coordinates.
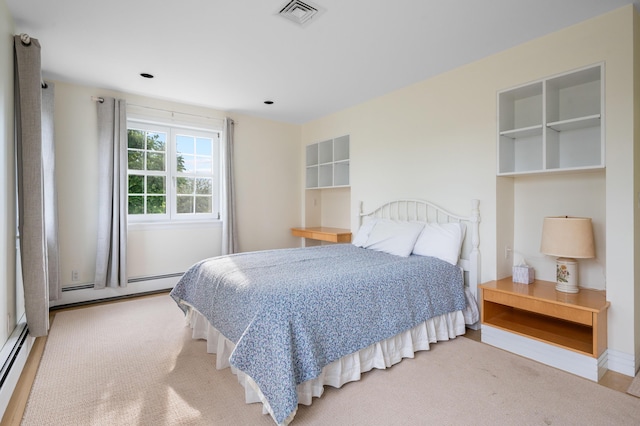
[[264, 100, 274, 105], [140, 73, 154, 79]]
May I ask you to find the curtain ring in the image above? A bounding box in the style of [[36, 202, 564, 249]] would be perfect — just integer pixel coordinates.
[[20, 33, 31, 46]]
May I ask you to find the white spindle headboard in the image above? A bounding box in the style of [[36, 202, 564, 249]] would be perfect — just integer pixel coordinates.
[[359, 199, 481, 304]]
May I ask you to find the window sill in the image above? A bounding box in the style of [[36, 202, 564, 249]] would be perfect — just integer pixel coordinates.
[[128, 220, 222, 231]]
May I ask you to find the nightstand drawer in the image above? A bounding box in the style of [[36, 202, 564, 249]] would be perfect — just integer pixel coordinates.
[[483, 290, 593, 326]]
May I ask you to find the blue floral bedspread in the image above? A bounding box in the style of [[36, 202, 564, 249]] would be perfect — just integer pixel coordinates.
[[170, 244, 465, 424]]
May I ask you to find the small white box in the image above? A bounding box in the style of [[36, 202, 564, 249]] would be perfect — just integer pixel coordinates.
[[513, 265, 535, 284]]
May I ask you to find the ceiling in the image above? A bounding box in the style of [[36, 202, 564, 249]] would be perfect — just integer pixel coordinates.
[[6, 0, 636, 124]]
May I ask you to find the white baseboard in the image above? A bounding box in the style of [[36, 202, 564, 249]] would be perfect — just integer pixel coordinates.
[[606, 347, 637, 377], [481, 324, 607, 382], [0, 325, 34, 420]]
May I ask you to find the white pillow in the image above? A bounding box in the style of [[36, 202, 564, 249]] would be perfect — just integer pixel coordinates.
[[352, 218, 378, 247], [412, 222, 466, 265], [363, 220, 425, 257]]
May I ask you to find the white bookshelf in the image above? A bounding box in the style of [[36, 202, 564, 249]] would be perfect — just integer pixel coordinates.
[[306, 135, 350, 189], [497, 64, 604, 175]]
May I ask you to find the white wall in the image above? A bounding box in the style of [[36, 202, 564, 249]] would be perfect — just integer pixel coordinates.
[[304, 187, 350, 230], [599, 6, 636, 371], [0, 0, 18, 350], [301, 6, 638, 374], [50, 81, 302, 305], [53, 83, 99, 289], [232, 113, 302, 252], [512, 172, 606, 288], [127, 224, 222, 278]]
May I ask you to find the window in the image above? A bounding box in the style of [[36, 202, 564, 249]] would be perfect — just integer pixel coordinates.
[[127, 120, 220, 222]]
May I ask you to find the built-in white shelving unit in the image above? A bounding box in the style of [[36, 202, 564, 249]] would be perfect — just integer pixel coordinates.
[[306, 135, 350, 189], [497, 64, 604, 175]]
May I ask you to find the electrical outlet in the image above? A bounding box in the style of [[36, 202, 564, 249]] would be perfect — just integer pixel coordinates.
[[505, 246, 512, 260], [72, 270, 79, 282]]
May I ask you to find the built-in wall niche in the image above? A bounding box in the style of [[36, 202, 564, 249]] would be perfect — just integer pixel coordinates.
[[306, 135, 350, 189], [497, 64, 604, 175]]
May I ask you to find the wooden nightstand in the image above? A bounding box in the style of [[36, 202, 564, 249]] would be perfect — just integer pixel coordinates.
[[480, 277, 609, 381], [291, 227, 352, 243]]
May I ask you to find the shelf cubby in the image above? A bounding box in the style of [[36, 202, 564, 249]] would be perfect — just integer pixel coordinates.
[[497, 64, 604, 176], [306, 135, 350, 189]]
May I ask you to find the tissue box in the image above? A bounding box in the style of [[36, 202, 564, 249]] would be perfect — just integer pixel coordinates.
[[513, 265, 535, 284]]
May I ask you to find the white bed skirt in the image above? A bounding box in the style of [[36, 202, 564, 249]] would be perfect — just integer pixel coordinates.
[[183, 304, 468, 425]]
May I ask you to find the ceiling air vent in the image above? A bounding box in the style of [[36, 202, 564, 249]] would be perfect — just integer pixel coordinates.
[[278, 0, 323, 26]]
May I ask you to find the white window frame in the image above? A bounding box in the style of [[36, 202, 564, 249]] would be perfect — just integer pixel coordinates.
[[127, 118, 221, 224]]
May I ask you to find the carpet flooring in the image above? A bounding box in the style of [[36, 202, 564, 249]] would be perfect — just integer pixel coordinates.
[[22, 295, 640, 425]]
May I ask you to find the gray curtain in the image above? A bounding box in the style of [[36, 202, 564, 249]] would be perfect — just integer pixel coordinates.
[[94, 98, 128, 288], [42, 82, 61, 301], [14, 34, 57, 337], [221, 117, 238, 255]]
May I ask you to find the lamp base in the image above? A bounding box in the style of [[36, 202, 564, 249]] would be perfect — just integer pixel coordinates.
[[555, 257, 579, 293]]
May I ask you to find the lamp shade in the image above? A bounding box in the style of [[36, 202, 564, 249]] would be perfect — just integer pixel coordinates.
[[540, 216, 595, 259]]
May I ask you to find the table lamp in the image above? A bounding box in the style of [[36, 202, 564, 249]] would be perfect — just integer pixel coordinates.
[[540, 216, 595, 293]]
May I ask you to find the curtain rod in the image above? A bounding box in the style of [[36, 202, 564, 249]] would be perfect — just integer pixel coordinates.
[[127, 103, 223, 121], [90, 97, 224, 122]]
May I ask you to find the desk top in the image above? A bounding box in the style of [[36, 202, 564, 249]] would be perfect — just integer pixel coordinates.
[[291, 227, 352, 243]]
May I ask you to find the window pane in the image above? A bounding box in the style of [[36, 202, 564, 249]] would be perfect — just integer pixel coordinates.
[[195, 196, 212, 213], [195, 156, 212, 174], [147, 176, 165, 194], [128, 129, 145, 149], [147, 152, 165, 171], [177, 177, 194, 195], [128, 196, 144, 214], [180, 154, 195, 173], [128, 175, 144, 194], [176, 153, 187, 173], [196, 178, 212, 195], [196, 138, 212, 155], [177, 196, 194, 214], [147, 196, 166, 214], [146, 132, 166, 151], [128, 151, 144, 170], [176, 135, 194, 154]]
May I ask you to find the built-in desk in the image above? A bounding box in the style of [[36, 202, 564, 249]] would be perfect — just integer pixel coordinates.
[[291, 227, 352, 243]]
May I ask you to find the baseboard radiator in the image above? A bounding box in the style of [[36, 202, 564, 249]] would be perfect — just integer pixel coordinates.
[[61, 272, 184, 292], [51, 272, 184, 310], [0, 322, 34, 420]]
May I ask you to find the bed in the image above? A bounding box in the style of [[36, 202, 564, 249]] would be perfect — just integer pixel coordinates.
[[170, 199, 481, 425]]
